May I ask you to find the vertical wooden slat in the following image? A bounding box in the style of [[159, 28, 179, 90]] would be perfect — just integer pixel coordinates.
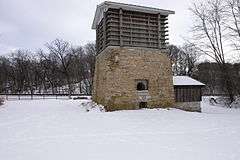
[[200, 88, 202, 101], [176, 87, 179, 102], [175, 87, 177, 102], [185, 88, 187, 102], [158, 13, 161, 49], [119, 8, 123, 47], [103, 12, 107, 48], [180, 88, 182, 102], [147, 16, 150, 46], [130, 15, 132, 46], [192, 87, 194, 101], [96, 25, 99, 53]]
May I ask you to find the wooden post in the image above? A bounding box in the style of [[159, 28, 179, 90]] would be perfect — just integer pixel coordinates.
[[96, 24, 99, 53], [119, 8, 123, 47], [103, 12, 107, 49], [5, 91, 8, 100], [130, 15, 133, 46], [147, 16, 150, 46], [158, 13, 161, 49]]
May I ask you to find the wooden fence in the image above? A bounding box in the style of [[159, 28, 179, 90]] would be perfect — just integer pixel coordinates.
[[0, 93, 91, 100]]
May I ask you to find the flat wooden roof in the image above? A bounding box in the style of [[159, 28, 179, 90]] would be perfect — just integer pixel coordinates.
[[92, 1, 175, 29]]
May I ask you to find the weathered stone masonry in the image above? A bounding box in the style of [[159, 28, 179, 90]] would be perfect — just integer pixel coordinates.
[[92, 46, 175, 111]]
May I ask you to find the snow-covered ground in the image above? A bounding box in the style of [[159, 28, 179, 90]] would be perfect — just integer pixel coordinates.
[[0, 97, 240, 160]]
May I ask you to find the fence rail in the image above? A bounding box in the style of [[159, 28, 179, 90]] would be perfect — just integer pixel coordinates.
[[0, 93, 91, 100], [202, 93, 229, 96]]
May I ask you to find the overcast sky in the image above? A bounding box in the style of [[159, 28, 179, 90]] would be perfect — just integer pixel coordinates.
[[0, 0, 193, 55]]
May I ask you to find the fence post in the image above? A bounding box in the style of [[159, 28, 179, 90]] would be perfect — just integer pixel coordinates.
[[18, 94, 20, 100]]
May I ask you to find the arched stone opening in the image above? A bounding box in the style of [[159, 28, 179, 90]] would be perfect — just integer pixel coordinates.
[[136, 80, 148, 91]]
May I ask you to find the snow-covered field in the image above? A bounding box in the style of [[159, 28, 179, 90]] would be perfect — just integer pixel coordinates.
[[0, 97, 240, 160]]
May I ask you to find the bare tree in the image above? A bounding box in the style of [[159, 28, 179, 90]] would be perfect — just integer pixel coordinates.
[[196, 62, 221, 95], [69, 46, 86, 93], [181, 43, 199, 76], [226, 0, 240, 49], [84, 43, 97, 94], [190, 0, 235, 102], [166, 44, 198, 76], [37, 49, 60, 94], [167, 45, 182, 75], [0, 56, 11, 93], [46, 39, 73, 97]]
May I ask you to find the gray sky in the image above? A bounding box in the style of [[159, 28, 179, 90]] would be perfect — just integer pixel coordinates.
[[0, 0, 193, 55]]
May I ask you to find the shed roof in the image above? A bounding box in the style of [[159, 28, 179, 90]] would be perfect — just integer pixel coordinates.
[[173, 76, 205, 86], [92, 1, 175, 29]]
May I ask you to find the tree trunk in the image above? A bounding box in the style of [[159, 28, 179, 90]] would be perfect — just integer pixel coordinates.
[[220, 64, 235, 104]]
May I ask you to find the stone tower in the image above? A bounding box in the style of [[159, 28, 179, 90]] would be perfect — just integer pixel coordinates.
[[92, 1, 175, 111]]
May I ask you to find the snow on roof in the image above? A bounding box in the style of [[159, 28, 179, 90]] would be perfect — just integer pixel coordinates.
[[92, 1, 175, 29], [173, 76, 205, 86]]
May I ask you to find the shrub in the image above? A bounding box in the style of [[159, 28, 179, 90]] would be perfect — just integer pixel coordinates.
[[230, 96, 240, 108], [0, 97, 4, 106]]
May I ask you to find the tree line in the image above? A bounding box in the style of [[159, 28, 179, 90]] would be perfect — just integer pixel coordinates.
[[167, 43, 240, 99], [1, 0, 240, 104], [195, 62, 240, 96], [0, 39, 198, 96], [0, 39, 96, 95], [0, 39, 239, 102]]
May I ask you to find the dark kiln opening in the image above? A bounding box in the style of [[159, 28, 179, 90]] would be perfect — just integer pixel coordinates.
[[136, 80, 148, 91], [139, 102, 148, 108]]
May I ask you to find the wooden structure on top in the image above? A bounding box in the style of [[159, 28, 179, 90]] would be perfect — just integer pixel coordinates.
[[92, 1, 175, 53]]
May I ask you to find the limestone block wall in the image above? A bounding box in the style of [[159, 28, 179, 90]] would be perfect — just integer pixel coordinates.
[[92, 46, 175, 111]]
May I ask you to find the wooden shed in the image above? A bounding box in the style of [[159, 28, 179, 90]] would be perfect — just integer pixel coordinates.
[[173, 76, 205, 112]]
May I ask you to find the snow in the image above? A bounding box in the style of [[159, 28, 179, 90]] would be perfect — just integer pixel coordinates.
[[0, 97, 240, 160], [173, 76, 205, 86]]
